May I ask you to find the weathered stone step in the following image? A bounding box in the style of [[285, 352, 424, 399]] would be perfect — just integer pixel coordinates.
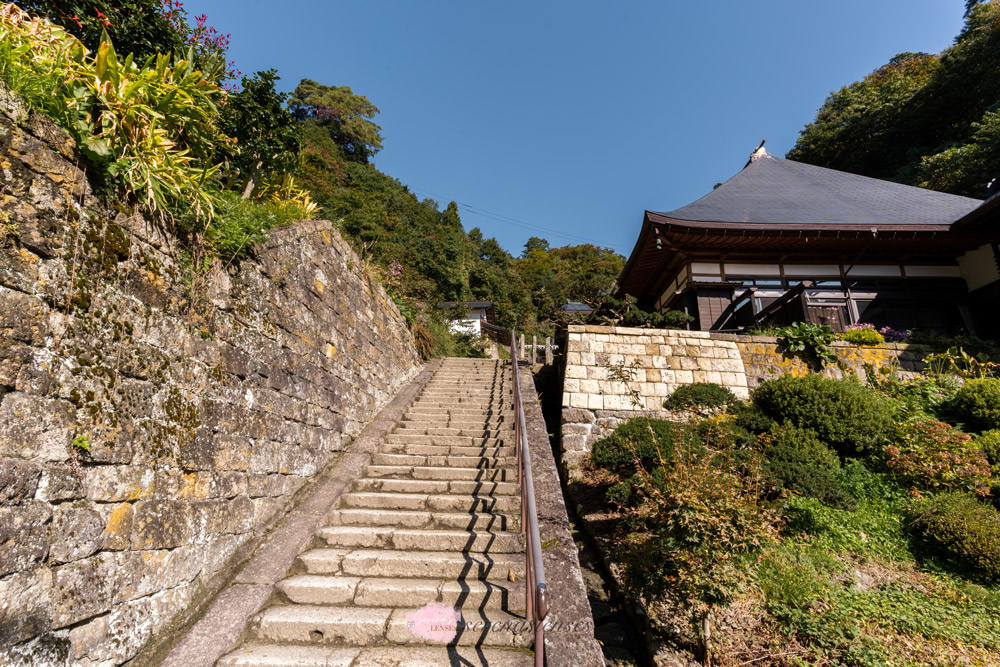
[[380, 443, 514, 458], [407, 406, 513, 415], [400, 416, 510, 428], [219, 644, 533, 667], [298, 549, 525, 581], [338, 492, 519, 513], [382, 433, 507, 447], [351, 477, 518, 496], [326, 508, 518, 531], [317, 525, 524, 552], [371, 452, 516, 468], [252, 605, 532, 648], [278, 574, 525, 610], [364, 464, 515, 481], [393, 424, 507, 437]]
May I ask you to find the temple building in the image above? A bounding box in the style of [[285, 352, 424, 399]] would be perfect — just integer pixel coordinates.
[[616, 148, 1000, 337]]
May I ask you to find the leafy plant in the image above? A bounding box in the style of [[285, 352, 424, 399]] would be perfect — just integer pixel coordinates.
[[924, 346, 999, 380], [909, 492, 1000, 579], [839, 322, 885, 345], [776, 321, 840, 368], [590, 418, 683, 472], [752, 373, 898, 457], [761, 423, 853, 508], [662, 382, 736, 412], [0, 5, 227, 221], [72, 434, 91, 452], [865, 362, 960, 415], [953, 377, 1000, 432], [884, 420, 992, 496], [978, 429, 1000, 467]]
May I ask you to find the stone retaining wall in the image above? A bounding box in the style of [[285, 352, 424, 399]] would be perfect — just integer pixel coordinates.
[[0, 94, 419, 665], [559, 325, 933, 467]]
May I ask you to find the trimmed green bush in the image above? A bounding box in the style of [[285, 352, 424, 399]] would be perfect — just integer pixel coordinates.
[[954, 378, 1000, 433], [839, 324, 885, 345], [762, 424, 853, 508], [752, 374, 897, 457], [663, 382, 736, 411], [978, 429, 1000, 466], [590, 418, 682, 471], [909, 492, 1000, 579], [727, 400, 776, 434]]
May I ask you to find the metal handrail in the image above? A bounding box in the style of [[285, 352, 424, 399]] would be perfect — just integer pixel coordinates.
[[481, 323, 548, 665]]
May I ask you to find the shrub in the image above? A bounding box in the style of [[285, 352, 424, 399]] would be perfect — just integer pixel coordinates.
[[752, 374, 897, 457], [840, 323, 885, 345], [777, 321, 839, 368], [663, 382, 736, 411], [618, 443, 777, 614], [884, 420, 992, 496], [590, 418, 682, 471], [761, 424, 853, 508], [909, 492, 1000, 579], [727, 400, 775, 434], [978, 429, 1000, 466], [954, 378, 1000, 433]]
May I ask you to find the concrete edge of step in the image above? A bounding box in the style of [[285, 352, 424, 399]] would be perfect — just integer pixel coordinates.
[[143, 359, 441, 667], [517, 362, 607, 667]]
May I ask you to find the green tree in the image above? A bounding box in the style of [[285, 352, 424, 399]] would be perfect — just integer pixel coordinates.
[[788, 2, 1000, 197], [289, 79, 383, 163], [217, 69, 301, 198]]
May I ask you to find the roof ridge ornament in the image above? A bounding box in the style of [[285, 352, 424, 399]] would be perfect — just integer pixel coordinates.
[[749, 138, 768, 163]]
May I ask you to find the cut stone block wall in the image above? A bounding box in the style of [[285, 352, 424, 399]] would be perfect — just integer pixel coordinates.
[[0, 93, 419, 665], [559, 325, 932, 468]]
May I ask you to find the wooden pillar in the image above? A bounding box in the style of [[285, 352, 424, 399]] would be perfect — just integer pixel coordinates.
[[545, 337, 553, 365]]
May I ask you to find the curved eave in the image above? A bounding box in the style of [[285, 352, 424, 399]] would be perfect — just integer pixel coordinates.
[[615, 214, 655, 298], [645, 211, 953, 233]]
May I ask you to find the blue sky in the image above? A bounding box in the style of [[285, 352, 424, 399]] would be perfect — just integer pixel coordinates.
[[193, 0, 968, 257]]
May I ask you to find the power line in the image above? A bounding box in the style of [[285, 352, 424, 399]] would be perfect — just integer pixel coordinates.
[[408, 185, 631, 252]]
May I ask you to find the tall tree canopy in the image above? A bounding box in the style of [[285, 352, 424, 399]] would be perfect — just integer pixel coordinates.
[[289, 79, 383, 163], [788, 1, 1000, 198]]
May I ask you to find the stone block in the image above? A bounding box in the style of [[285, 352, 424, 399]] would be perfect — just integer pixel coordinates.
[[85, 466, 155, 503], [565, 365, 586, 380], [0, 457, 41, 503], [99, 503, 134, 551], [0, 393, 73, 461], [131, 499, 192, 549], [569, 393, 588, 409], [0, 502, 50, 577], [587, 394, 604, 410], [561, 409, 596, 425], [50, 555, 113, 629], [0, 567, 52, 645], [49, 502, 103, 564]]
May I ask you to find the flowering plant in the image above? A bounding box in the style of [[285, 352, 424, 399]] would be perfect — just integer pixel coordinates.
[[880, 326, 908, 342], [885, 420, 992, 496], [840, 322, 885, 345]]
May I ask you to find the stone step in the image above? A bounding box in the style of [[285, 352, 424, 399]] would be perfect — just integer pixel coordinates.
[[252, 605, 532, 648], [298, 549, 525, 581], [364, 465, 515, 481], [326, 508, 518, 531], [219, 644, 534, 667], [393, 425, 508, 437], [338, 492, 519, 513], [382, 434, 507, 447], [400, 416, 510, 428], [351, 477, 519, 496], [277, 575, 525, 610], [371, 452, 516, 468], [380, 443, 514, 458], [406, 406, 513, 416], [317, 525, 524, 552]]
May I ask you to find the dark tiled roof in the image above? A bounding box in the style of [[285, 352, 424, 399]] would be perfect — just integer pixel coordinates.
[[559, 301, 593, 312], [655, 154, 982, 227]]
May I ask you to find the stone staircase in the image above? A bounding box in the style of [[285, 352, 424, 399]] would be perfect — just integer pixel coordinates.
[[218, 358, 535, 666]]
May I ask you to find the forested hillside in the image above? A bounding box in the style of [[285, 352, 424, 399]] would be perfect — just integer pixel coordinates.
[[2, 0, 624, 356], [788, 0, 1000, 197]]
